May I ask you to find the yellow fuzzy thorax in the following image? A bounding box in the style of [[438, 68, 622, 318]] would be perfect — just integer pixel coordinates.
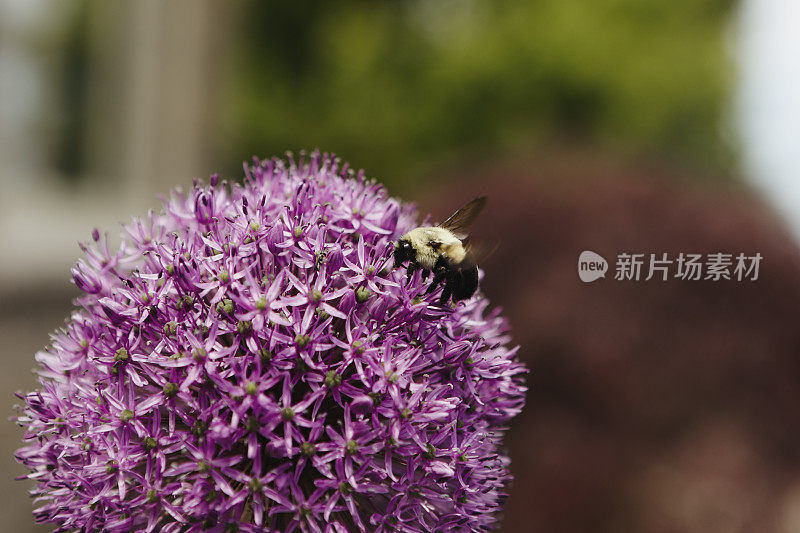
[[400, 227, 466, 269]]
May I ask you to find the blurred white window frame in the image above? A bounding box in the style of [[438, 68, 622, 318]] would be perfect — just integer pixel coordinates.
[[736, 0, 800, 242], [0, 0, 228, 291]]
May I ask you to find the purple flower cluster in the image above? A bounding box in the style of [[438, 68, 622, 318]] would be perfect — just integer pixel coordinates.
[[15, 153, 526, 532]]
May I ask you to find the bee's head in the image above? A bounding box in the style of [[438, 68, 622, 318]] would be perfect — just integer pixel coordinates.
[[393, 239, 414, 267]]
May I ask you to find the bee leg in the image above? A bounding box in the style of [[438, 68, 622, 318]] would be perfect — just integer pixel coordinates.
[[448, 269, 466, 302], [421, 269, 430, 281], [439, 282, 452, 305], [406, 263, 418, 282], [424, 268, 447, 295], [443, 268, 467, 304]]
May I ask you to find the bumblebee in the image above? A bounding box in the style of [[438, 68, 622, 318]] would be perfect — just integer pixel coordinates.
[[393, 197, 487, 304]]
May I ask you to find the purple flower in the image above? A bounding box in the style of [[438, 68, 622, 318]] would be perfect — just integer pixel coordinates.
[[15, 151, 526, 532]]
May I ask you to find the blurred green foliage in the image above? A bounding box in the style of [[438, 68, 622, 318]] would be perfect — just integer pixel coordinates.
[[53, 0, 93, 181], [223, 0, 735, 187]]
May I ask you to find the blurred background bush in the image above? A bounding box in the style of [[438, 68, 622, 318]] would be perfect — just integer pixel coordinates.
[[3, 0, 800, 532]]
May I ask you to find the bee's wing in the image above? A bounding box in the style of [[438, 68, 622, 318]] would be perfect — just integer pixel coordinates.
[[439, 197, 487, 239], [463, 240, 498, 267]]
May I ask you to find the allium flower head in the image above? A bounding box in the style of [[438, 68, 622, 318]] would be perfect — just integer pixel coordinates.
[[15, 152, 526, 532]]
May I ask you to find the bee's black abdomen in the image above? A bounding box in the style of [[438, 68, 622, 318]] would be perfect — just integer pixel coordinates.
[[424, 255, 479, 304], [451, 263, 479, 301]]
